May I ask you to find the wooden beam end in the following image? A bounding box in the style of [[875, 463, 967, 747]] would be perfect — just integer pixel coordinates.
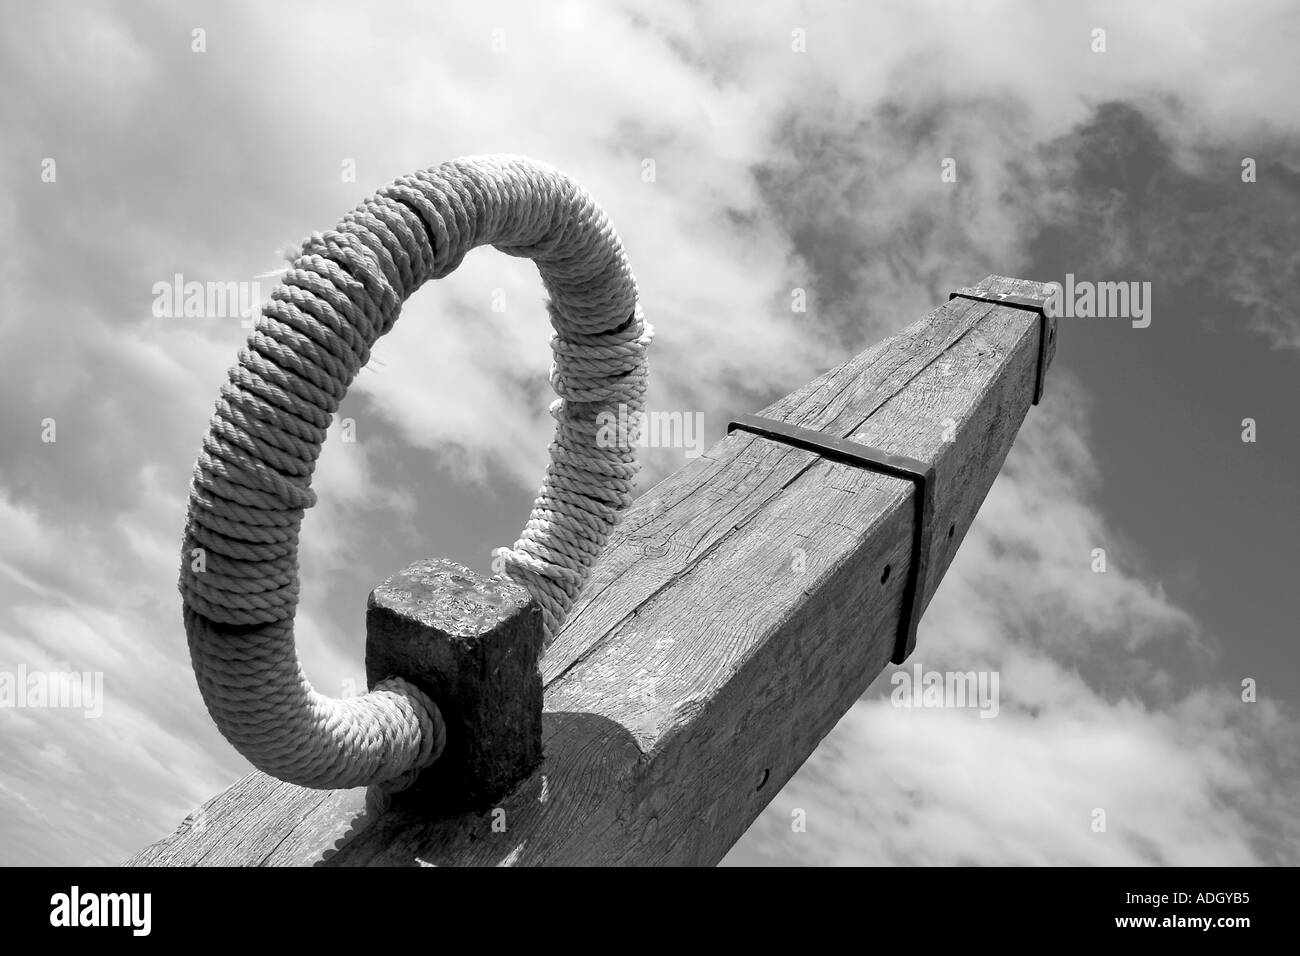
[[365, 559, 544, 813]]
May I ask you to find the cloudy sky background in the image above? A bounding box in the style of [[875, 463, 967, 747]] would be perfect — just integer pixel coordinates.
[[0, 0, 1296, 866]]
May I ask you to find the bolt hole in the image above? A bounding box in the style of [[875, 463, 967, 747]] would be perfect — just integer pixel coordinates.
[[757, 768, 770, 790], [880, 564, 891, 584], [948, 523, 955, 540]]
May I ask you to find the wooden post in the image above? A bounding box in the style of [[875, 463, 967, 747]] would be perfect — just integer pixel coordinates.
[[126, 275, 1056, 867], [365, 559, 544, 813]]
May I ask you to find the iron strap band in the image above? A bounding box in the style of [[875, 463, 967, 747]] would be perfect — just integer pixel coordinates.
[[726, 413, 935, 665], [948, 290, 1052, 405]]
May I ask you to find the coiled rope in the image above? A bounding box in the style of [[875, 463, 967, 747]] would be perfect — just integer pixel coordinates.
[[179, 155, 652, 790]]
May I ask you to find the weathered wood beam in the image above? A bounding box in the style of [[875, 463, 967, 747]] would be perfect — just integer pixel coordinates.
[[126, 275, 1056, 867]]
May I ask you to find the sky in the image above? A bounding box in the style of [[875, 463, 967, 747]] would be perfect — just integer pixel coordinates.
[[0, 0, 1296, 867]]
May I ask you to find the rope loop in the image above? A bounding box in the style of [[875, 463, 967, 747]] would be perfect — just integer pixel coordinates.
[[180, 156, 651, 790]]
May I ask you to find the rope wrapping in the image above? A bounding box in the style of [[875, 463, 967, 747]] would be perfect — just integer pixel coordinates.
[[180, 155, 651, 790]]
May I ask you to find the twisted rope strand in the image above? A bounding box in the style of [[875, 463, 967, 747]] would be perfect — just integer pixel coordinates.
[[180, 155, 651, 790]]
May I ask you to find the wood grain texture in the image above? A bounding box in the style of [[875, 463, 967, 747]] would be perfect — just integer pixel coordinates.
[[366, 559, 544, 812], [126, 773, 368, 867], [124, 276, 1055, 867]]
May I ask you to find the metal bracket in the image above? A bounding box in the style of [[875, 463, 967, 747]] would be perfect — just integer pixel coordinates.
[[948, 289, 1052, 405], [727, 414, 935, 665]]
